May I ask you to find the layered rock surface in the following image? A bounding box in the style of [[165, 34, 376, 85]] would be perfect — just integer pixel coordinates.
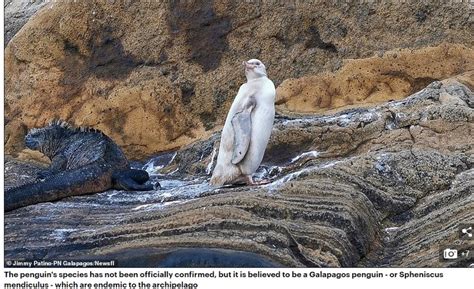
[[4, 81, 473, 267], [4, 1, 474, 158]]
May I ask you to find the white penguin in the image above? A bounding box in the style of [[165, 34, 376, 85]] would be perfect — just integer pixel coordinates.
[[210, 59, 275, 186]]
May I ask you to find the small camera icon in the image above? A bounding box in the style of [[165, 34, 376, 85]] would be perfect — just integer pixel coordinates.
[[443, 248, 458, 260]]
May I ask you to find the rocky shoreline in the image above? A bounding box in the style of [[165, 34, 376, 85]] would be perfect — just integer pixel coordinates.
[[5, 80, 473, 267]]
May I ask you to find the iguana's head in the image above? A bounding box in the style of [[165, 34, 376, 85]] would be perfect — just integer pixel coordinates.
[[25, 120, 74, 157]]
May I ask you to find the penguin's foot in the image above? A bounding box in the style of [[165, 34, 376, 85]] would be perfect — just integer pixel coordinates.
[[252, 179, 271, 185], [242, 175, 270, 186], [228, 175, 271, 186], [228, 175, 252, 186]]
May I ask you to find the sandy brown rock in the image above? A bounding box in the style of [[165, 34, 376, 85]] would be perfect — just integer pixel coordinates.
[[4, 81, 473, 267], [5, 1, 474, 158], [4, 119, 27, 155], [276, 44, 474, 113]]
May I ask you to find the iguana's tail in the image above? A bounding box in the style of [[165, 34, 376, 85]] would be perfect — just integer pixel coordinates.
[[5, 163, 115, 212]]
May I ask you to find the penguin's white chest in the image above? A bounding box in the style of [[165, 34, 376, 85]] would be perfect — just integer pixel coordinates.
[[238, 80, 275, 175]]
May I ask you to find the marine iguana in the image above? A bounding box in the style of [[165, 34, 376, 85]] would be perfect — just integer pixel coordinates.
[[5, 120, 155, 212]]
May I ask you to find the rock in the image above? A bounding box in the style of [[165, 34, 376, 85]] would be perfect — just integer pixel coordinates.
[[4, 0, 47, 47], [276, 45, 474, 114], [4, 119, 27, 155], [4, 81, 473, 267], [4, 1, 473, 158]]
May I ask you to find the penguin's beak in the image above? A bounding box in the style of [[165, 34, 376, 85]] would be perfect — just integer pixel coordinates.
[[243, 61, 255, 70]]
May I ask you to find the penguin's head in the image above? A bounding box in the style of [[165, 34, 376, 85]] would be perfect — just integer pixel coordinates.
[[243, 59, 267, 80]]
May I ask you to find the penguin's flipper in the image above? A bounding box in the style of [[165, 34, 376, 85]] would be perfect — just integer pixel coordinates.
[[231, 97, 256, 164]]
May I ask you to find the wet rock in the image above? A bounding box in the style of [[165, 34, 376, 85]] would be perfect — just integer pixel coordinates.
[[4, 81, 473, 267], [4, 1, 473, 158]]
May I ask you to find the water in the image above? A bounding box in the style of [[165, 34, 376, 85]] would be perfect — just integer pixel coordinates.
[[290, 150, 320, 163], [138, 146, 356, 209], [88, 147, 348, 212], [205, 146, 218, 175], [143, 152, 177, 175], [263, 159, 345, 191]]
